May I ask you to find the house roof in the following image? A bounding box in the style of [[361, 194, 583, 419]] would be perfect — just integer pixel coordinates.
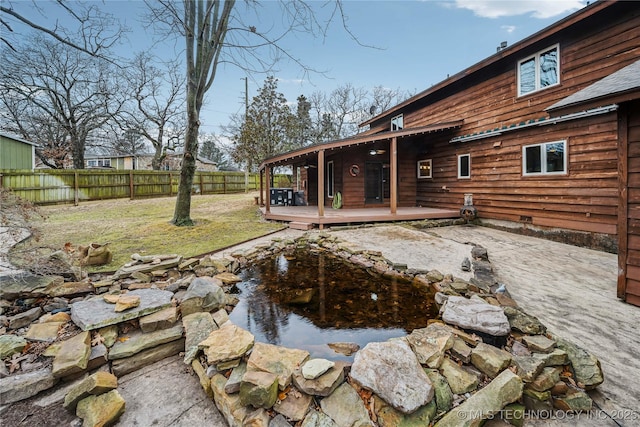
[[359, 0, 611, 128], [546, 59, 640, 113], [259, 120, 463, 169], [0, 132, 39, 146]]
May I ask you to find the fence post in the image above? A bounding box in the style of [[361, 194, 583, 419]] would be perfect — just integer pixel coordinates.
[[129, 171, 134, 200], [168, 173, 172, 196], [74, 171, 79, 206], [199, 173, 204, 195]]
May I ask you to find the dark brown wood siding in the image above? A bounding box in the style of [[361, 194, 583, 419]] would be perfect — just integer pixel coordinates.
[[621, 100, 640, 307]]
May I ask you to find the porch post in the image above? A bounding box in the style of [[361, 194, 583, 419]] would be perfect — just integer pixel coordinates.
[[318, 150, 325, 217], [390, 137, 398, 214], [265, 166, 271, 213], [259, 168, 264, 206]]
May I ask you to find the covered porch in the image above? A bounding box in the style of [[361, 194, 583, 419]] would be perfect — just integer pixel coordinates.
[[257, 121, 464, 229], [260, 205, 460, 229]]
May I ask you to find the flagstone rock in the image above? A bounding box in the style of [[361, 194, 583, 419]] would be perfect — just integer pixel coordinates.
[[114, 294, 141, 312], [503, 307, 546, 335], [270, 414, 293, 427], [87, 343, 109, 371], [543, 348, 568, 366], [553, 387, 593, 412], [511, 354, 548, 382], [98, 325, 119, 348], [470, 342, 512, 378], [425, 369, 453, 413], [239, 370, 279, 409], [52, 331, 91, 378], [215, 272, 242, 286], [439, 357, 479, 395], [293, 361, 347, 397], [71, 288, 174, 331], [0, 273, 63, 300], [302, 358, 335, 380], [405, 323, 454, 368], [8, 306, 42, 329], [76, 389, 126, 427], [350, 340, 433, 414], [44, 280, 94, 298], [192, 358, 213, 399], [199, 322, 254, 365], [554, 336, 604, 390], [211, 373, 250, 427], [40, 311, 71, 323], [212, 308, 230, 327], [108, 323, 183, 360], [111, 338, 184, 377], [327, 342, 359, 356], [434, 369, 523, 427], [225, 362, 248, 394], [247, 342, 309, 390], [244, 408, 270, 427], [528, 367, 561, 392], [25, 321, 63, 342], [320, 382, 371, 427], [0, 334, 27, 358], [179, 276, 227, 316], [139, 306, 177, 333], [0, 367, 58, 404], [450, 337, 473, 363], [441, 296, 510, 336], [376, 399, 437, 427], [112, 255, 182, 280], [63, 371, 118, 411], [273, 388, 313, 421], [301, 409, 338, 427], [522, 335, 556, 353], [183, 311, 217, 364]]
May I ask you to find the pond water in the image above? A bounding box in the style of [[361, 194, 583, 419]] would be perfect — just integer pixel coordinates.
[[228, 248, 438, 360]]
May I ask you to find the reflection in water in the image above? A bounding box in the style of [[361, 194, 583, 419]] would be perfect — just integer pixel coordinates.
[[228, 248, 438, 360]]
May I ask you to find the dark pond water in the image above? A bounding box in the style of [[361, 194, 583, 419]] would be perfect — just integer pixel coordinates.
[[228, 248, 438, 360]]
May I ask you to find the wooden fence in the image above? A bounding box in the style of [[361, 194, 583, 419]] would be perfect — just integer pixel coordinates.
[[0, 169, 289, 205]]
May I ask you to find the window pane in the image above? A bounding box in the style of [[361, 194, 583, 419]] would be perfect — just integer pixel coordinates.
[[519, 58, 536, 94], [459, 155, 470, 177], [545, 142, 564, 172], [525, 146, 542, 173], [539, 48, 558, 88]]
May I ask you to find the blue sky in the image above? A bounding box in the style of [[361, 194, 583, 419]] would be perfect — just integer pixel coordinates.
[[7, 0, 588, 134]]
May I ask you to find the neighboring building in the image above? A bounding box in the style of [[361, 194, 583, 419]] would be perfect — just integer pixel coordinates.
[[85, 153, 217, 172], [0, 133, 37, 170], [259, 1, 640, 305]]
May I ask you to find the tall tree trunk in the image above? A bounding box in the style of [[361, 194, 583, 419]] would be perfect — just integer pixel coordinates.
[[171, 118, 198, 226]]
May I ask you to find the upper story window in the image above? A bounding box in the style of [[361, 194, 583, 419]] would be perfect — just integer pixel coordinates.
[[518, 44, 559, 96], [391, 114, 403, 131], [523, 140, 566, 176]]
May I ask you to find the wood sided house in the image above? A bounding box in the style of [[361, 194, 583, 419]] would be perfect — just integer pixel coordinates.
[[258, 0, 640, 306], [0, 133, 37, 170]]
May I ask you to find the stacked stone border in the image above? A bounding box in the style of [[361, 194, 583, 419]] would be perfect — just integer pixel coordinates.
[[0, 230, 604, 426]]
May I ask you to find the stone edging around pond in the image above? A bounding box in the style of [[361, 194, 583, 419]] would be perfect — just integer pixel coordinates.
[[0, 231, 604, 427]]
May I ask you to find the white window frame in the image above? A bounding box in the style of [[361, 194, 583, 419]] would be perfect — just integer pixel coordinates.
[[522, 140, 567, 176], [517, 44, 560, 97], [417, 159, 432, 179], [458, 154, 470, 179], [327, 160, 334, 198], [391, 114, 403, 131]]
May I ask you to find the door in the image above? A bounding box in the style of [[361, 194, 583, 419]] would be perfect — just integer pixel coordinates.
[[365, 162, 383, 203]]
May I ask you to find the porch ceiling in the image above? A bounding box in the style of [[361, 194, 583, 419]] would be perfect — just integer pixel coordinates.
[[259, 120, 464, 169]]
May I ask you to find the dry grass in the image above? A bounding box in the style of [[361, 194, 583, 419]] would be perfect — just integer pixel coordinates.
[[10, 191, 284, 273]]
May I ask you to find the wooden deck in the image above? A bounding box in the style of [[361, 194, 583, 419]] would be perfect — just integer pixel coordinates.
[[261, 205, 460, 228]]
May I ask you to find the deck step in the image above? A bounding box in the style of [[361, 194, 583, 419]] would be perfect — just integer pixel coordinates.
[[289, 221, 314, 230]]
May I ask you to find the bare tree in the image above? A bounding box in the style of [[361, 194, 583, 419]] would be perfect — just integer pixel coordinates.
[[0, 35, 124, 169], [120, 52, 186, 170], [147, 0, 358, 226], [0, 0, 125, 58]]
